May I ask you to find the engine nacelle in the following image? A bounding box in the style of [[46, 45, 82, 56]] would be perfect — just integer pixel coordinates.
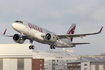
[[13, 34, 26, 44], [44, 33, 57, 43]]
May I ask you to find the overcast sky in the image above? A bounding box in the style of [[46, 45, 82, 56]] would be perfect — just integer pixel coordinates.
[[0, 0, 105, 55]]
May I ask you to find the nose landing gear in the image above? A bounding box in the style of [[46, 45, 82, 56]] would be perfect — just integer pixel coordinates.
[[29, 45, 35, 49], [29, 39, 35, 50]]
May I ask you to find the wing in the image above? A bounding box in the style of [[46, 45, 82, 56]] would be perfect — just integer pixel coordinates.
[[57, 26, 103, 39], [3, 29, 13, 37], [3, 29, 30, 40]]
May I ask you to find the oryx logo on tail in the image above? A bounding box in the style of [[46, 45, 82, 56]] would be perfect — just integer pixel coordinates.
[[66, 24, 76, 42]]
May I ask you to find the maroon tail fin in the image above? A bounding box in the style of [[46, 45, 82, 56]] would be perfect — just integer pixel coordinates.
[[66, 24, 76, 42]]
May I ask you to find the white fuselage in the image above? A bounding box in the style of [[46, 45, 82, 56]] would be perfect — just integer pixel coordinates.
[[12, 20, 73, 48]]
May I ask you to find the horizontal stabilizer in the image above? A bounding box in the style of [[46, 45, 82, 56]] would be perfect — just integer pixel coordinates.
[[71, 42, 90, 45]]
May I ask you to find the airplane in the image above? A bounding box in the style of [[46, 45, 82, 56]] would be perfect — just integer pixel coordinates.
[[3, 20, 103, 49]]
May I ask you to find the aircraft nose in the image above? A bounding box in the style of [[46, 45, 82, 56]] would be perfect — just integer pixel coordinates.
[[12, 23, 16, 29], [12, 23, 19, 30]]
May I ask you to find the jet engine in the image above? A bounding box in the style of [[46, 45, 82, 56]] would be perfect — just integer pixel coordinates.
[[13, 34, 26, 44], [44, 33, 57, 43]]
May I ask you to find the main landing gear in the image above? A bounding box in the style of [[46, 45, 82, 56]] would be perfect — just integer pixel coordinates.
[[29, 39, 35, 50], [50, 45, 55, 49]]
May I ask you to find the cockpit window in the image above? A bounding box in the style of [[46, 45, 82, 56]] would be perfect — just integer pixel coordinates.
[[14, 21, 23, 23]]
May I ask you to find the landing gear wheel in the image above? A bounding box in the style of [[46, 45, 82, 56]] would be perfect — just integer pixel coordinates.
[[50, 45, 55, 49], [50, 45, 52, 49], [53, 46, 55, 49], [29, 46, 32, 49], [29, 39, 34, 50], [32, 45, 35, 49], [29, 45, 35, 50]]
